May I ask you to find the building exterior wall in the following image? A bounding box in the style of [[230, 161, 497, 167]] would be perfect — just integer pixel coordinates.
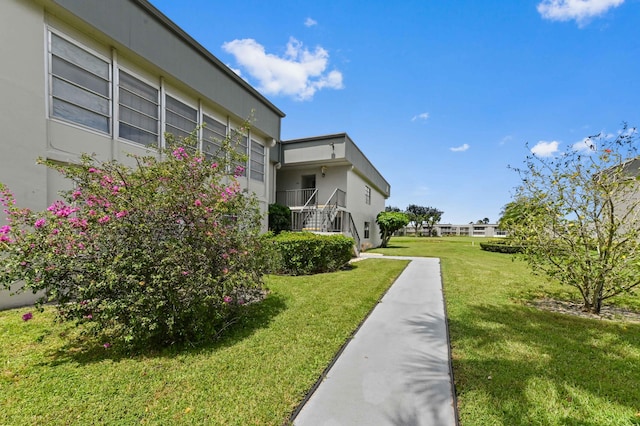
[[346, 169, 385, 249], [0, 0, 283, 310]]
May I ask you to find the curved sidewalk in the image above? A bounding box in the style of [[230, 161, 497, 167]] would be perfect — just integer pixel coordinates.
[[292, 255, 458, 426]]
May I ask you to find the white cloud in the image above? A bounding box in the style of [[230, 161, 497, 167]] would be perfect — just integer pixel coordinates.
[[531, 140, 560, 157], [450, 144, 470, 152], [304, 17, 318, 27], [411, 112, 430, 122], [572, 137, 596, 153], [537, 0, 624, 26], [500, 135, 513, 145], [222, 37, 344, 101]]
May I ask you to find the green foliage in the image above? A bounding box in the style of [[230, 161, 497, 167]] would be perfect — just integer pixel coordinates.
[[479, 239, 525, 254], [268, 203, 292, 234], [0, 130, 268, 348], [376, 211, 409, 247], [405, 204, 443, 237], [510, 124, 640, 313], [269, 232, 354, 275]]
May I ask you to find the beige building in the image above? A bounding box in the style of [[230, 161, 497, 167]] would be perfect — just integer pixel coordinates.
[[276, 133, 391, 251], [0, 1, 391, 309]]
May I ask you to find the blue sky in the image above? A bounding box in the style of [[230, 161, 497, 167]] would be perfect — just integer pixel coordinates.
[[150, 0, 639, 224]]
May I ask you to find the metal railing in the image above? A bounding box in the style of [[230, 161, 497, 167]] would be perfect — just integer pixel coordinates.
[[276, 188, 317, 207]]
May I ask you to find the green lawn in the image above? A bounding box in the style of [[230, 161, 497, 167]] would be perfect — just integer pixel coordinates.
[[0, 258, 408, 425], [371, 237, 640, 426]]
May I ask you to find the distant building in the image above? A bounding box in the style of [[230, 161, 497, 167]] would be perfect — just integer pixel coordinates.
[[401, 223, 507, 237]]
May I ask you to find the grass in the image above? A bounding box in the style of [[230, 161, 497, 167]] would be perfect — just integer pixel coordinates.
[[371, 237, 640, 426], [0, 258, 408, 425]]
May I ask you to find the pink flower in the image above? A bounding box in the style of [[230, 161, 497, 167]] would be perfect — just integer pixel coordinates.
[[223, 296, 232, 304], [222, 267, 229, 275], [103, 342, 111, 349], [0, 225, 11, 234], [211, 162, 218, 169], [194, 199, 202, 207], [34, 218, 46, 228], [98, 216, 110, 224], [115, 210, 128, 218], [88, 167, 100, 174], [51, 228, 59, 235], [22, 312, 33, 321], [182, 271, 189, 275], [85, 314, 93, 320]]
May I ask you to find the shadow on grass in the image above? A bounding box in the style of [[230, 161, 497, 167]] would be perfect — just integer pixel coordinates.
[[450, 303, 640, 425], [43, 292, 288, 366]]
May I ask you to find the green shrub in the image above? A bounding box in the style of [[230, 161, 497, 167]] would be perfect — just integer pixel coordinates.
[[268, 203, 291, 234], [480, 240, 525, 254], [0, 131, 268, 348], [270, 232, 354, 275]]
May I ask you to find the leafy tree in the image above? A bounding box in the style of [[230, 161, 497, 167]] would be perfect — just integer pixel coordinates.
[[509, 124, 640, 313], [268, 203, 291, 234], [406, 205, 443, 237], [385, 206, 402, 212], [376, 211, 409, 247], [0, 129, 269, 347]]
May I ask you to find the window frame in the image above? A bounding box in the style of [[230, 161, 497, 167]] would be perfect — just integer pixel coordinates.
[[164, 93, 198, 141], [365, 185, 371, 205], [250, 139, 265, 182], [117, 68, 160, 147], [202, 113, 227, 159], [47, 30, 112, 134], [364, 221, 370, 239]]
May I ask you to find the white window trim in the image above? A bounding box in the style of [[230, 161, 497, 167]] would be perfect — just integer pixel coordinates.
[[117, 66, 161, 148], [46, 28, 113, 136]]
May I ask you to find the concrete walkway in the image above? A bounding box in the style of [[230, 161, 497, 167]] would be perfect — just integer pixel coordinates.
[[292, 255, 458, 426]]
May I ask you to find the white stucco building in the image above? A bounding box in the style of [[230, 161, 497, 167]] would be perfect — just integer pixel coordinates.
[[1, 1, 393, 310]]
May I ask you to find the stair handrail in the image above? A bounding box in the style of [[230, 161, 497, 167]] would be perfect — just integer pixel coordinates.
[[319, 188, 342, 231], [348, 213, 361, 256], [300, 188, 319, 230]]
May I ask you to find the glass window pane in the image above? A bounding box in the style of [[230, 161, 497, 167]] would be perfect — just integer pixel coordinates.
[[53, 99, 109, 133], [51, 33, 109, 79], [52, 77, 110, 115]]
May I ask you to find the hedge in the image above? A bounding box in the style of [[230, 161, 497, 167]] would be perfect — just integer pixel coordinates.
[[479, 239, 525, 254], [269, 232, 354, 275]]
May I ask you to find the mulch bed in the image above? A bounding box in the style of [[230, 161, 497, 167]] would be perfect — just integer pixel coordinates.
[[528, 298, 640, 323]]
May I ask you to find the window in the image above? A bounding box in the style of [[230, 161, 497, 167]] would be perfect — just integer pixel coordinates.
[[118, 71, 159, 146], [232, 134, 248, 176], [165, 95, 197, 140], [250, 139, 265, 182], [365, 185, 371, 205], [364, 221, 370, 239], [202, 114, 226, 158], [49, 32, 111, 133]]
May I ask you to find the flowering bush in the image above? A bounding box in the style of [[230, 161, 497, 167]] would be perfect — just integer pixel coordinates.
[[0, 131, 268, 347]]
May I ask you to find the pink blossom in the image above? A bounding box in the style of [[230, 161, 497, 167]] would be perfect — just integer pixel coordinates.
[[88, 167, 100, 173], [222, 267, 229, 275], [103, 342, 111, 349], [85, 314, 93, 319], [211, 162, 218, 169], [194, 199, 202, 207], [115, 210, 128, 218], [182, 271, 189, 275], [172, 147, 187, 160], [34, 218, 46, 228], [223, 296, 232, 304], [88, 210, 96, 216], [51, 228, 59, 235], [98, 216, 110, 224], [22, 312, 33, 321], [72, 189, 82, 199], [0, 225, 11, 234]]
